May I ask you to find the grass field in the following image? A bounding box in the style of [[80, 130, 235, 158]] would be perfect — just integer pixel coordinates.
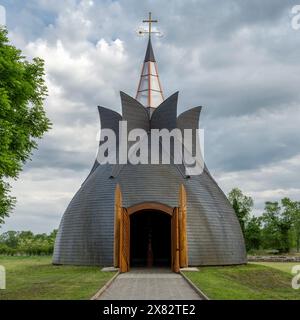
[[0, 256, 116, 300], [1, 256, 300, 300], [251, 261, 300, 274], [183, 263, 300, 300]]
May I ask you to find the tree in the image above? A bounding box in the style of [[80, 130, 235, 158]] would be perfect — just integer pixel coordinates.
[[19, 231, 34, 241], [0, 229, 58, 255], [0, 27, 51, 224], [228, 188, 254, 236], [49, 229, 57, 242], [281, 198, 300, 252], [0, 181, 14, 224], [0, 230, 19, 248], [293, 204, 300, 252], [245, 216, 262, 251], [261, 201, 293, 253]]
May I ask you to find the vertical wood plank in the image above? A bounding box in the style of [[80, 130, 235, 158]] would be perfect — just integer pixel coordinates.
[[119, 208, 125, 272], [172, 208, 180, 273], [124, 209, 130, 272], [114, 184, 122, 268], [119, 209, 130, 272], [179, 184, 188, 268]]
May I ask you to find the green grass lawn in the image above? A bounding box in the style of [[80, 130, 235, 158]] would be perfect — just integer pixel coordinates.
[[183, 263, 300, 300], [0, 256, 116, 300], [251, 262, 300, 274]]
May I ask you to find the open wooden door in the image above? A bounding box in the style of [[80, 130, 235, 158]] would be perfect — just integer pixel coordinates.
[[179, 184, 188, 268], [114, 183, 187, 273], [171, 207, 180, 273], [171, 184, 188, 272], [114, 184, 130, 272]]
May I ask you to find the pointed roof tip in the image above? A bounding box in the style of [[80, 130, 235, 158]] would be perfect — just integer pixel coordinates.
[[144, 38, 156, 62]]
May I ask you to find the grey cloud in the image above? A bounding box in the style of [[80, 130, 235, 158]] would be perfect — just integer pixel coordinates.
[[1, 0, 300, 232], [24, 146, 94, 172], [204, 104, 300, 172]]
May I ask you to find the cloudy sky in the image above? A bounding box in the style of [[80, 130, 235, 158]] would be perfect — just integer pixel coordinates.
[[1, 0, 300, 233]]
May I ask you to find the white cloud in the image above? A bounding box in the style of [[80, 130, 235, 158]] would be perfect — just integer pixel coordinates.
[[25, 36, 129, 108]]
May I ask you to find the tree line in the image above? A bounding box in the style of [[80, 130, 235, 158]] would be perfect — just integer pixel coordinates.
[[228, 188, 300, 254], [0, 230, 57, 255], [0, 187, 299, 256]]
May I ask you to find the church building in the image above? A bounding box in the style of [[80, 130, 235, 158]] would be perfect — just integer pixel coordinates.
[[53, 13, 246, 272]]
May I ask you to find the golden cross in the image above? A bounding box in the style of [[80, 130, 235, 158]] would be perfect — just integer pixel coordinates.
[[141, 12, 159, 38]]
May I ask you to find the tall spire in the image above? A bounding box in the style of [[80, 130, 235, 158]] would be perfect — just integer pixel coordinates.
[[144, 38, 155, 62], [136, 12, 164, 112]]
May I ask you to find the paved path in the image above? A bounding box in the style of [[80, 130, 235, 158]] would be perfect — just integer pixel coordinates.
[[97, 268, 202, 300]]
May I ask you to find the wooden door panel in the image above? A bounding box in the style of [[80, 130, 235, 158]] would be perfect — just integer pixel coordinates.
[[171, 208, 180, 273], [179, 184, 188, 268], [119, 208, 130, 273], [114, 184, 122, 268], [115, 184, 130, 272]]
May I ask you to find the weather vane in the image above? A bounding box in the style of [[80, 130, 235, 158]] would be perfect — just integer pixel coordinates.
[[137, 12, 163, 38]]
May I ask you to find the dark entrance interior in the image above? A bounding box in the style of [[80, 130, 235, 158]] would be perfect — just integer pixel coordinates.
[[130, 209, 171, 267]]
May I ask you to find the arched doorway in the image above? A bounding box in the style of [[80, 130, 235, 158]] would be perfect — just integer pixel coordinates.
[[130, 209, 171, 267], [114, 185, 188, 273]]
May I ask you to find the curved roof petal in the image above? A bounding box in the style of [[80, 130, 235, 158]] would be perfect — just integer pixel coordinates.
[[151, 91, 179, 130], [98, 106, 122, 133], [177, 106, 202, 131], [82, 107, 121, 185], [120, 91, 150, 132]]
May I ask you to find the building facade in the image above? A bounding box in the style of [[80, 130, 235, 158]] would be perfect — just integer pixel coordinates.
[[53, 16, 246, 271]]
